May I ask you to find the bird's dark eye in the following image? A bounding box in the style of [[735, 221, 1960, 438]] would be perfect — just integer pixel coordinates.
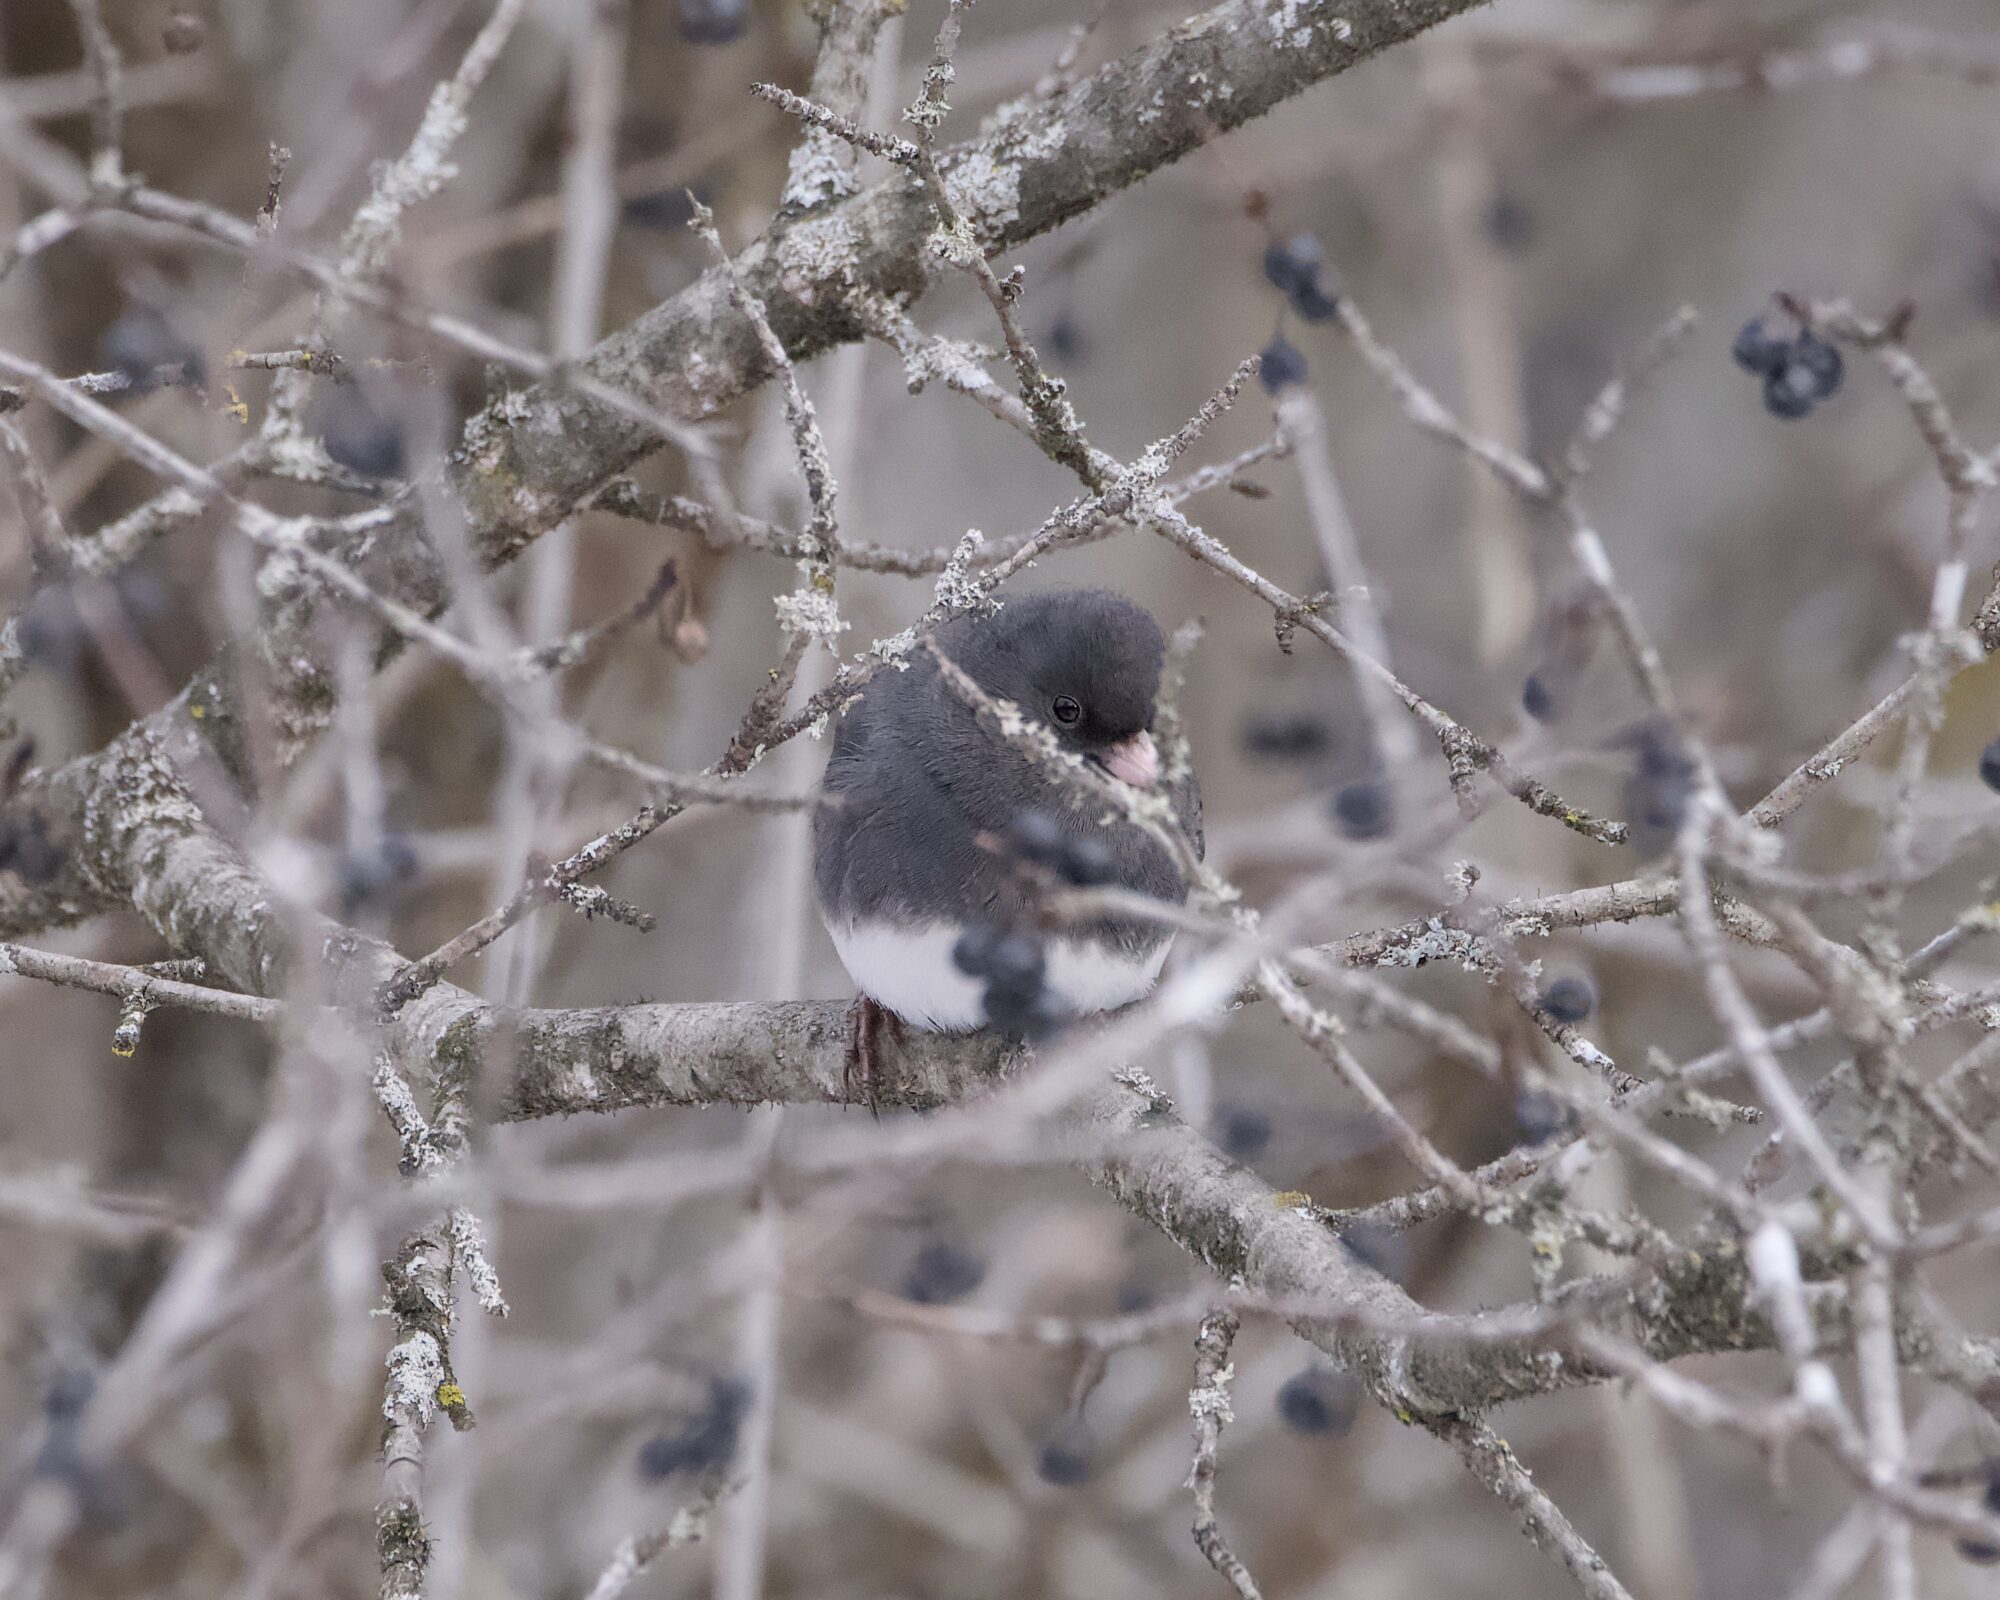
[[1051, 695, 1082, 726]]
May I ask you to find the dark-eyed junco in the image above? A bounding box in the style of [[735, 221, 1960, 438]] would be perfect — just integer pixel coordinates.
[[814, 588, 1202, 1053]]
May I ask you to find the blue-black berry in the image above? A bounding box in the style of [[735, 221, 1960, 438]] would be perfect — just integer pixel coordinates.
[[1243, 710, 1332, 760], [1623, 729, 1694, 858], [1514, 1086, 1568, 1147], [1339, 1220, 1407, 1282], [903, 1240, 985, 1306], [982, 933, 1046, 997], [677, 0, 746, 44], [338, 832, 419, 918], [1957, 1460, 2000, 1563], [952, 924, 1002, 978], [638, 1377, 749, 1479], [1061, 836, 1115, 886], [1003, 810, 1119, 888], [99, 306, 203, 391], [985, 982, 1065, 1043], [1788, 330, 1843, 400], [1214, 1104, 1273, 1161], [1485, 194, 1536, 254], [1046, 313, 1087, 362], [1763, 361, 1819, 420], [624, 188, 700, 230], [1037, 1415, 1093, 1485], [1006, 810, 1065, 864], [1981, 736, 2000, 793], [1291, 277, 1340, 323], [1262, 232, 1323, 298], [1538, 975, 1596, 1025], [319, 384, 407, 478], [1277, 1365, 1359, 1436], [1732, 314, 1793, 375], [0, 814, 64, 886], [1521, 673, 1556, 722], [1258, 336, 1309, 394], [1332, 780, 1393, 840]]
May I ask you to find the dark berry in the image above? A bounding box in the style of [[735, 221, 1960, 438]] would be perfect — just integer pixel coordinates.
[[1214, 1104, 1273, 1161], [1513, 1086, 1568, 1147], [1046, 313, 1087, 363], [1980, 736, 2000, 793], [17, 588, 83, 672], [1963, 1463, 2000, 1561], [1060, 836, 1115, 887], [1623, 730, 1694, 857], [1788, 330, 1843, 400], [1521, 673, 1556, 722], [1258, 336, 1309, 394], [1277, 1365, 1359, 1436], [1114, 1277, 1155, 1313], [903, 1241, 985, 1306], [161, 11, 206, 53], [638, 1377, 749, 1479], [981, 933, 1045, 997], [1262, 232, 1323, 298], [338, 833, 418, 917], [0, 815, 65, 885], [1762, 362, 1819, 420], [984, 982, 1065, 1044], [1484, 193, 1536, 254], [1037, 1415, 1093, 1486], [1242, 710, 1332, 760], [42, 1365, 93, 1423], [1537, 975, 1596, 1025], [99, 307, 203, 391], [319, 384, 407, 478], [1290, 277, 1340, 323], [1332, 780, 1392, 840], [677, 0, 747, 44], [623, 189, 700, 230], [952, 924, 1003, 978], [1338, 1220, 1406, 1282], [1732, 314, 1793, 376], [1004, 810, 1067, 868]]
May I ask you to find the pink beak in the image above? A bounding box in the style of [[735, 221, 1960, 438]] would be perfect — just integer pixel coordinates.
[[1099, 730, 1160, 789]]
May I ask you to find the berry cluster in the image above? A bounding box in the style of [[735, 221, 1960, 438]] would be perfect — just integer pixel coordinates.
[[1623, 726, 1695, 859], [902, 1240, 985, 1306], [1733, 314, 1844, 420], [637, 1376, 749, 1480], [1276, 1364, 1361, 1436], [1513, 1085, 1570, 1148], [1213, 1103, 1274, 1161], [1263, 232, 1340, 322], [1338, 1219, 1407, 1283], [99, 305, 204, 393], [1331, 778, 1394, 841], [1258, 334, 1309, 395], [318, 384, 408, 479], [1038, 1413, 1093, 1486], [1536, 974, 1597, 1025], [953, 924, 1063, 1042], [1004, 810, 1114, 886], [1959, 1460, 2000, 1564], [677, 0, 746, 44], [1241, 709, 1333, 761]]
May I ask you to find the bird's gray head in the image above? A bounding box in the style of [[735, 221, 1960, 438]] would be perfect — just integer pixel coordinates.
[[939, 588, 1167, 787]]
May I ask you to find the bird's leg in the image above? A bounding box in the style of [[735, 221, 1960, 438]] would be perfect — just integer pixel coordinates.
[[844, 994, 903, 1116]]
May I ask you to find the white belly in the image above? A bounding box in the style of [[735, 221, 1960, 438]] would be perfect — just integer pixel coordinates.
[[825, 919, 1170, 1032]]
